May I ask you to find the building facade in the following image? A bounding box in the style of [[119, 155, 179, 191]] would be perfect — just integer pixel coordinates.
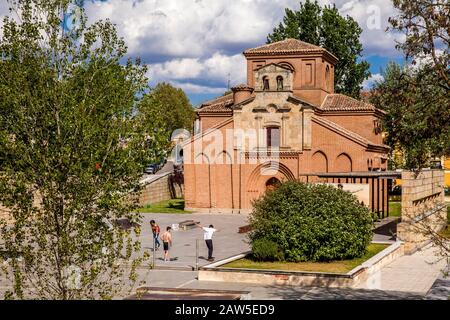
[[183, 39, 389, 213]]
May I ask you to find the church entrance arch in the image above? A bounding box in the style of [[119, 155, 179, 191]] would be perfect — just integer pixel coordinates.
[[245, 161, 295, 208]]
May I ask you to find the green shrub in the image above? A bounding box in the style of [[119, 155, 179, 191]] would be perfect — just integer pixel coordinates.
[[249, 181, 373, 262], [251, 239, 284, 261]]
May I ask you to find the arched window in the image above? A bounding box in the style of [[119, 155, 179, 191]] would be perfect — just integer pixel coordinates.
[[265, 177, 281, 191], [262, 76, 270, 91], [276, 76, 284, 90]]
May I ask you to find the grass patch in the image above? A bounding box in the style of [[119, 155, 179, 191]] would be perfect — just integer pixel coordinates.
[[222, 243, 389, 274], [135, 199, 191, 214], [389, 201, 401, 217]]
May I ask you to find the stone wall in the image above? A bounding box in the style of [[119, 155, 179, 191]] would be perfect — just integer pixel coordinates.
[[0, 204, 11, 224], [397, 170, 447, 254], [138, 173, 183, 206]]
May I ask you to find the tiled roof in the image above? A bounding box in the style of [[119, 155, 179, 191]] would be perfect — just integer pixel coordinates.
[[243, 38, 337, 61], [200, 93, 233, 106], [319, 94, 378, 112], [197, 93, 234, 113], [231, 84, 254, 91]]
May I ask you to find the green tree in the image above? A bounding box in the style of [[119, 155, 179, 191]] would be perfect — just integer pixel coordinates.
[[370, 62, 450, 170], [249, 181, 373, 262], [267, 0, 370, 98], [388, 0, 449, 91], [140, 82, 195, 140], [0, 0, 167, 299]]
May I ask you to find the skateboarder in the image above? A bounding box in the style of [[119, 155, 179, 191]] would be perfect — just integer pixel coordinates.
[[160, 226, 173, 262], [196, 223, 218, 261]]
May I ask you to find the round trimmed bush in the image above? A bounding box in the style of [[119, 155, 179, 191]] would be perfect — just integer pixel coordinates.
[[249, 181, 373, 262]]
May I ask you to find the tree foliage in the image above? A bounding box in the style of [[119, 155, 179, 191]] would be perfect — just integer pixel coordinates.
[[267, 0, 370, 98], [249, 181, 373, 262], [140, 82, 195, 139], [372, 0, 450, 170], [370, 63, 450, 170], [389, 0, 449, 91], [0, 0, 167, 299]]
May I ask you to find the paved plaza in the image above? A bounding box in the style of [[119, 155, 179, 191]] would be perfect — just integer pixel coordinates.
[[136, 213, 398, 270], [356, 244, 448, 294], [136, 213, 250, 269], [0, 212, 448, 299], [130, 213, 448, 300], [130, 269, 433, 300]]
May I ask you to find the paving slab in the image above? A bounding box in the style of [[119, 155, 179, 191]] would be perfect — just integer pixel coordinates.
[[136, 213, 250, 269], [356, 244, 447, 294], [132, 269, 424, 300]]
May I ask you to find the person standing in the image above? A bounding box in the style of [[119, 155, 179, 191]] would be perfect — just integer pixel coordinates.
[[160, 226, 173, 262], [150, 220, 161, 250], [196, 223, 218, 262]]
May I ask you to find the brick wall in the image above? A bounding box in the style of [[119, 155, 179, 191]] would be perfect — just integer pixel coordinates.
[[397, 170, 446, 253], [138, 173, 184, 206]]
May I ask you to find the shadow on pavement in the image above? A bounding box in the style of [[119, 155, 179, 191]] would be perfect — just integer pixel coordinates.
[[260, 285, 424, 300]]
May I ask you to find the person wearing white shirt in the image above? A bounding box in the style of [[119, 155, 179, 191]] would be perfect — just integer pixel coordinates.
[[196, 223, 218, 261]]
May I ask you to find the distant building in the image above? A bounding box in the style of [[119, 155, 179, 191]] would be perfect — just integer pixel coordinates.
[[183, 39, 389, 213]]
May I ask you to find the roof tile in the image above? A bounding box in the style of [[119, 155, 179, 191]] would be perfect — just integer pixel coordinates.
[[244, 38, 337, 61], [320, 94, 377, 112], [197, 93, 234, 113]]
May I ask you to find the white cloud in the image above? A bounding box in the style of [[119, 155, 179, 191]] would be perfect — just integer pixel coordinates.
[[85, 0, 297, 59], [150, 58, 204, 80], [148, 52, 247, 91], [362, 73, 384, 90], [331, 0, 404, 57], [408, 49, 445, 70], [170, 81, 227, 94], [0, 1, 11, 39], [1, 0, 404, 98]]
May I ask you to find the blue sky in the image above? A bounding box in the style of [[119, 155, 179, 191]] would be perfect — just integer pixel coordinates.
[[0, 0, 406, 106]]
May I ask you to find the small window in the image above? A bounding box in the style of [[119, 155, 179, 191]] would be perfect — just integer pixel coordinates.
[[266, 126, 280, 149], [263, 76, 270, 91], [325, 65, 330, 91], [276, 76, 283, 90]]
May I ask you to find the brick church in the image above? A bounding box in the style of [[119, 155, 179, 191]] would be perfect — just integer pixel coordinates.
[[183, 39, 389, 214]]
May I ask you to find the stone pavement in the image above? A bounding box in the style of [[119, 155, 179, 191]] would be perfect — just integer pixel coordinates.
[[132, 269, 425, 300], [136, 213, 249, 269], [356, 243, 448, 294], [138, 213, 397, 270]]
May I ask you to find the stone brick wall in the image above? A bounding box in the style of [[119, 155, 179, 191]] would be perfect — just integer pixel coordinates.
[[0, 204, 11, 223], [397, 170, 447, 254], [138, 173, 183, 206]]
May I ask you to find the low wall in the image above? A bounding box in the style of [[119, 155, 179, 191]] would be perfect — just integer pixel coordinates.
[[1, 174, 184, 218], [348, 241, 405, 287], [397, 170, 447, 254], [138, 173, 183, 206], [198, 242, 403, 288]]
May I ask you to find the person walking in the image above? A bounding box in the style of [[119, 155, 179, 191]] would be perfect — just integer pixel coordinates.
[[150, 220, 161, 250], [160, 226, 173, 262], [196, 223, 218, 261]]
